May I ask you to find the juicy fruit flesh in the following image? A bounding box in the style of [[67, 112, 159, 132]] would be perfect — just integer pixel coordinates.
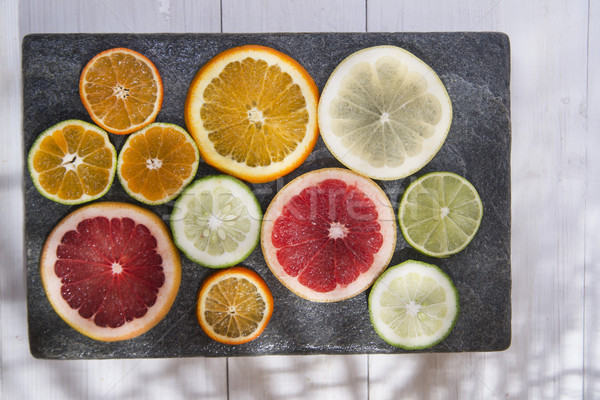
[[204, 276, 267, 339], [31, 124, 113, 200], [271, 178, 383, 292], [330, 57, 442, 169], [201, 57, 309, 167], [120, 125, 198, 202], [82, 52, 159, 131], [55, 216, 165, 328]]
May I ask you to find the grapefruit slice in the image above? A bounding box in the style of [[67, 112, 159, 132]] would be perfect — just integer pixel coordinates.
[[261, 168, 396, 302], [40, 202, 181, 342]]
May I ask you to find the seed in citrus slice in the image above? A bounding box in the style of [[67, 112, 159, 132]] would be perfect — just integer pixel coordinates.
[[40, 202, 181, 342], [398, 172, 483, 257], [27, 119, 117, 205], [318, 45, 453, 180], [368, 260, 459, 350], [117, 122, 200, 205], [184, 45, 319, 183], [80, 47, 163, 135], [196, 266, 273, 345], [261, 168, 396, 302], [170, 175, 262, 268]]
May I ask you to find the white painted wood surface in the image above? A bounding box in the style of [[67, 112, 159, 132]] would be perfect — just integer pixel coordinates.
[[2, 0, 597, 399]]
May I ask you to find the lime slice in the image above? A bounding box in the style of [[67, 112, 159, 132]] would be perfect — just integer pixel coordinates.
[[318, 45, 452, 180], [171, 175, 262, 268], [398, 172, 483, 257], [368, 260, 459, 350]]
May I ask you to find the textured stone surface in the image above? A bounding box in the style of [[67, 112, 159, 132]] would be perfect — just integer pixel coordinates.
[[22, 33, 511, 359]]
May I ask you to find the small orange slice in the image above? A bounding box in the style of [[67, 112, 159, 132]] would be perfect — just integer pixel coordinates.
[[80, 47, 163, 135], [117, 123, 199, 205], [27, 119, 117, 204], [196, 267, 273, 345], [184, 45, 319, 183]]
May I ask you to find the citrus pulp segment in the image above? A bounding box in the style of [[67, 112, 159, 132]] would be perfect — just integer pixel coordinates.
[[27, 119, 117, 205], [368, 260, 459, 349], [318, 45, 453, 180], [184, 45, 320, 183], [170, 175, 262, 268], [398, 172, 483, 257], [40, 202, 181, 342], [79, 47, 163, 135], [261, 168, 396, 302], [117, 122, 200, 205], [196, 267, 273, 345]]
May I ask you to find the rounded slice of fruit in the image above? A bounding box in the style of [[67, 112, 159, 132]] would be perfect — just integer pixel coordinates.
[[196, 266, 273, 345], [117, 122, 200, 205], [40, 202, 181, 342], [261, 168, 396, 302], [184, 44, 319, 183], [80, 47, 163, 135], [369, 260, 459, 350], [318, 45, 453, 180], [27, 119, 117, 205], [170, 175, 262, 268], [398, 172, 483, 257]]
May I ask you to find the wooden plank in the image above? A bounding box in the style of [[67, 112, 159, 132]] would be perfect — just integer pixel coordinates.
[[367, 0, 589, 399]]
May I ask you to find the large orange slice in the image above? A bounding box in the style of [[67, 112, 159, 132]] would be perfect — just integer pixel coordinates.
[[80, 47, 163, 135], [184, 45, 319, 183]]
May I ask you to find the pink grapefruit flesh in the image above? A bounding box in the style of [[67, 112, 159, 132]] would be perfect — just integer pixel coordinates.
[[40, 202, 181, 342], [261, 168, 396, 302]]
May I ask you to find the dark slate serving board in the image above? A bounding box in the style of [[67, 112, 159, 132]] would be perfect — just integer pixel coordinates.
[[23, 33, 511, 359]]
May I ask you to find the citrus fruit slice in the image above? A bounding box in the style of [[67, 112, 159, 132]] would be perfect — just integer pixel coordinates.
[[318, 45, 453, 180], [184, 44, 319, 183], [170, 175, 262, 268], [261, 168, 396, 302], [80, 47, 163, 135], [27, 119, 117, 205], [117, 122, 200, 205], [398, 172, 483, 257], [368, 260, 459, 350], [196, 266, 273, 345], [40, 202, 181, 342]]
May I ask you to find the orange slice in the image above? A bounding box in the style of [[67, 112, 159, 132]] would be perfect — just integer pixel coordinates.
[[184, 45, 319, 183], [27, 119, 117, 204], [196, 267, 273, 345], [79, 47, 163, 135], [117, 122, 200, 205]]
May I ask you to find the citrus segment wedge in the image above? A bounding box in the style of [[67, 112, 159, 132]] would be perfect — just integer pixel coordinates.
[[369, 260, 459, 349], [28, 119, 116, 204], [80, 47, 163, 135], [261, 168, 396, 302], [398, 172, 483, 257], [40, 202, 181, 342], [318, 45, 452, 180], [196, 267, 273, 345], [117, 123, 200, 205], [184, 45, 319, 183]]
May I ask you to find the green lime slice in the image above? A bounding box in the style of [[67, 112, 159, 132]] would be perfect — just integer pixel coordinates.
[[170, 175, 262, 268], [398, 172, 483, 258], [368, 260, 459, 350]]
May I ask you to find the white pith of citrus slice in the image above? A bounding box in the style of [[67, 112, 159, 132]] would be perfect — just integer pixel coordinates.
[[318, 45, 453, 180]]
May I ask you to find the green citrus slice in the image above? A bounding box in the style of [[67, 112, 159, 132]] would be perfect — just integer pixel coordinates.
[[170, 175, 262, 268], [318, 45, 452, 180], [398, 172, 483, 257], [368, 260, 459, 350]]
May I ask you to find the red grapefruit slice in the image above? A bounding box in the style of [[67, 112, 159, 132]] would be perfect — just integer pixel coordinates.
[[40, 202, 181, 342], [261, 168, 396, 302]]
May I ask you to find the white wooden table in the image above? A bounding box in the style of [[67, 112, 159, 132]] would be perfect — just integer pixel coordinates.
[[2, 0, 598, 398]]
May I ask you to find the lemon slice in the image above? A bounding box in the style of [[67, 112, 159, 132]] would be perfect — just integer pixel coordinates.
[[368, 260, 459, 350], [398, 172, 483, 257], [318, 45, 452, 180]]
